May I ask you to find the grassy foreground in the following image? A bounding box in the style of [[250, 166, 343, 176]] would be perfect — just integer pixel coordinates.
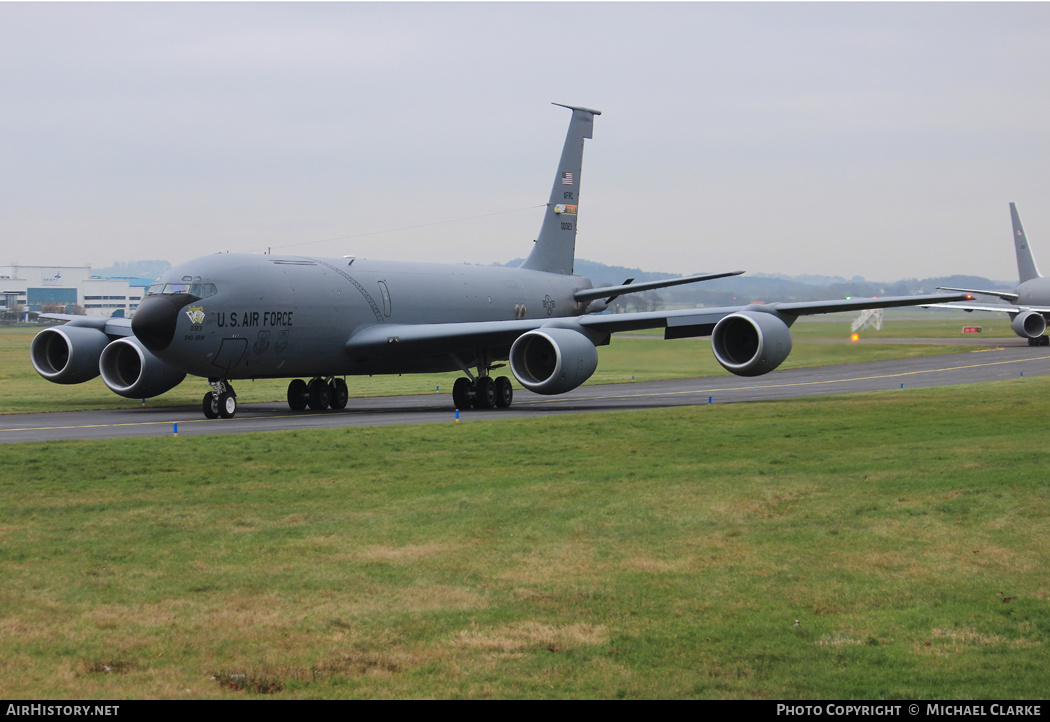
[[0, 375, 1047, 698]]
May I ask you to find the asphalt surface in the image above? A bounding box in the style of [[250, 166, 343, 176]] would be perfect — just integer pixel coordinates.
[[3, 344, 1048, 444]]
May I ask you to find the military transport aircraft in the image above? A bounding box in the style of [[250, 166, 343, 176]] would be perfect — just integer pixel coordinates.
[[30, 103, 967, 419], [932, 203, 1050, 346]]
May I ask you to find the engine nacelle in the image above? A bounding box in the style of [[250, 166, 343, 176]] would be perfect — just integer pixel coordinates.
[[711, 310, 794, 377], [99, 336, 187, 399], [509, 328, 599, 395], [1011, 310, 1047, 339], [30, 325, 111, 384]]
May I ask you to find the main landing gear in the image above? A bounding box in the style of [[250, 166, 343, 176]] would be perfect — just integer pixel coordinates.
[[286, 377, 349, 411], [452, 375, 514, 411], [1029, 336, 1050, 346], [203, 380, 237, 419]]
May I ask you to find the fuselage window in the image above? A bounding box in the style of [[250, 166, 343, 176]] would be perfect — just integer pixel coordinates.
[[148, 282, 218, 298]]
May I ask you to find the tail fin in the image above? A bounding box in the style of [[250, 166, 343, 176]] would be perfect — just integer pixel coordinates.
[[521, 103, 602, 275], [1011, 202, 1042, 282]]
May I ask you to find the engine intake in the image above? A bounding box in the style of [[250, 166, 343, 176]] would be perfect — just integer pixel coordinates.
[[712, 310, 793, 376], [1011, 310, 1047, 339], [30, 325, 110, 384], [99, 337, 187, 399], [510, 328, 598, 395]]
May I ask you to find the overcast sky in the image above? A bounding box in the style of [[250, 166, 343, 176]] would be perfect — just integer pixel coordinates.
[[4, 2, 1050, 282]]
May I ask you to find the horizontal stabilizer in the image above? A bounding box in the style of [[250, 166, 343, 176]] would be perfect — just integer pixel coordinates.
[[573, 270, 745, 303]]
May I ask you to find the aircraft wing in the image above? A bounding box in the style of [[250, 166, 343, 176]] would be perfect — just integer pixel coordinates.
[[923, 301, 1050, 315], [346, 319, 550, 356], [345, 292, 971, 357], [576, 292, 972, 338], [39, 313, 134, 338], [936, 286, 1020, 302]]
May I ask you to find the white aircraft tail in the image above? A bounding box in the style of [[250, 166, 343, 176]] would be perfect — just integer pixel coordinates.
[[1011, 202, 1042, 283], [520, 103, 601, 275]]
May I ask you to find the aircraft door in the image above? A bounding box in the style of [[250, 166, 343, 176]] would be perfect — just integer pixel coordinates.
[[378, 281, 392, 317], [212, 337, 248, 373]]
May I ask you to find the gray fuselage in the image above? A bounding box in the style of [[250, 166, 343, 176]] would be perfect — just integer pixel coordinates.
[[146, 253, 594, 380], [1014, 277, 1050, 308]]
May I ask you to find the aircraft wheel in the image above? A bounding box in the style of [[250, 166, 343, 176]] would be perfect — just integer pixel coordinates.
[[287, 379, 308, 411], [495, 376, 513, 408], [474, 376, 496, 409], [330, 379, 349, 409], [218, 391, 237, 419], [452, 377, 473, 410], [308, 378, 330, 410], [203, 393, 219, 419]]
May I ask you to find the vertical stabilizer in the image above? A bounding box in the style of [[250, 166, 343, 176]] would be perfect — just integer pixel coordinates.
[[1011, 202, 1042, 282], [521, 103, 602, 275]]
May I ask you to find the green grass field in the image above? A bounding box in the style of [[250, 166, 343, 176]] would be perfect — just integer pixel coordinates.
[[0, 315, 1045, 699]]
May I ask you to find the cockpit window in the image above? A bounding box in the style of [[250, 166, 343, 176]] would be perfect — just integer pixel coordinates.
[[147, 282, 217, 298]]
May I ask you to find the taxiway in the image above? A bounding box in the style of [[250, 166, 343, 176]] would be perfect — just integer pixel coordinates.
[[2, 345, 1047, 444]]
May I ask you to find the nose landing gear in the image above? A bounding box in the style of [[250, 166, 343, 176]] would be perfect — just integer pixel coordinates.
[[203, 380, 237, 419]]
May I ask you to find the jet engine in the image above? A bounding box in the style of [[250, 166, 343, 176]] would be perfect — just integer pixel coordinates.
[[99, 337, 187, 399], [711, 310, 794, 377], [30, 325, 111, 384], [1011, 310, 1047, 339], [509, 327, 599, 395]]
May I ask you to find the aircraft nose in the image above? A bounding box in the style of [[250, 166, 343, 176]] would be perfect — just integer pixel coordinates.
[[132, 294, 199, 352]]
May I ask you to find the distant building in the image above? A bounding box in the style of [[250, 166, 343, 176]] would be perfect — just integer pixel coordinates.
[[0, 263, 148, 319]]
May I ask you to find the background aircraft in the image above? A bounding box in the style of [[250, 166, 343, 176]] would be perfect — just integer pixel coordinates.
[[30, 104, 967, 419], [934, 203, 1050, 346]]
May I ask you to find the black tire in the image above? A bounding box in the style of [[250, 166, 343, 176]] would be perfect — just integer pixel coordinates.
[[287, 379, 308, 411], [474, 376, 496, 409], [308, 378, 330, 410], [452, 377, 473, 410], [330, 379, 349, 409], [218, 392, 237, 419], [203, 393, 219, 419], [495, 376, 513, 408]]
